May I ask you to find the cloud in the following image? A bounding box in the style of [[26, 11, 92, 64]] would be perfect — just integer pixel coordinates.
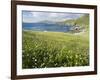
[[22, 11, 84, 23]]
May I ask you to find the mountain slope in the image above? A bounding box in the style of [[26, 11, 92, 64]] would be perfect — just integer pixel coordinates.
[[63, 14, 89, 28], [55, 14, 89, 29]]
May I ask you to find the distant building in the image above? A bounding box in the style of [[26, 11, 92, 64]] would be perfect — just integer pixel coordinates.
[[70, 25, 80, 33], [74, 26, 80, 32]]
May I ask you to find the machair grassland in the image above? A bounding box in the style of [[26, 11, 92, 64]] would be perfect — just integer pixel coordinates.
[[22, 14, 89, 68]]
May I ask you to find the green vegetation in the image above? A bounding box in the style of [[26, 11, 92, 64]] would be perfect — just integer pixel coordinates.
[[64, 14, 89, 26], [22, 31, 89, 68], [22, 14, 89, 69], [58, 14, 89, 30]]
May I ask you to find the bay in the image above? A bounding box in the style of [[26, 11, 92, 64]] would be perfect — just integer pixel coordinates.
[[22, 23, 72, 32]]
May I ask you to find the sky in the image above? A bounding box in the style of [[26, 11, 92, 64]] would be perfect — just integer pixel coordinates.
[[22, 11, 84, 23]]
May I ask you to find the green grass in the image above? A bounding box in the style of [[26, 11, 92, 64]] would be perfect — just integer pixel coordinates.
[[65, 14, 89, 25], [22, 31, 89, 68], [58, 14, 89, 30]]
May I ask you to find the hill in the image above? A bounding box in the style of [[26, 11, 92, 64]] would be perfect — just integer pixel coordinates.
[[56, 14, 89, 29], [64, 14, 89, 28]]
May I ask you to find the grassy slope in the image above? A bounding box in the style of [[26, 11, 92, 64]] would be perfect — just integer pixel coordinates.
[[22, 14, 89, 68], [22, 31, 89, 68], [73, 14, 89, 26], [66, 14, 89, 24], [59, 14, 89, 29]]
